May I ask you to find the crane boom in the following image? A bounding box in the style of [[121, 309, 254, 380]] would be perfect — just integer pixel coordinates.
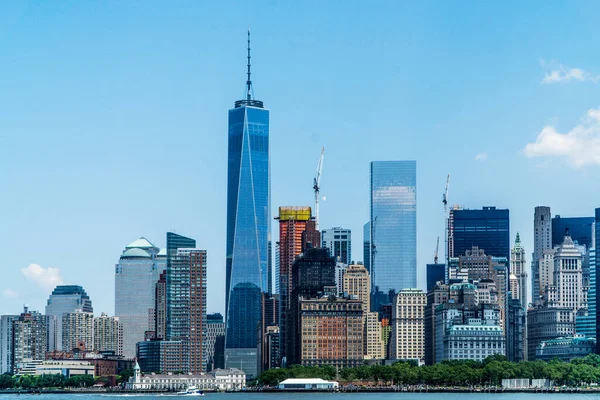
[[313, 147, 325, 229], [434, 236, 439, 264], [442, 174, 450, 213]]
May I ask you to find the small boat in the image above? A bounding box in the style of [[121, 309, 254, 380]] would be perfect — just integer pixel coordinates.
[[177, 385, 205, 396]]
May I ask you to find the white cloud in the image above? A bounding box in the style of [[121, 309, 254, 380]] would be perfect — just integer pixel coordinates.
[[3, 289, 19, 298], [474, 153, 488, 161], [21, 264, 64, 291], [541, 60, 599, 84], [523, 108, 600, 167]]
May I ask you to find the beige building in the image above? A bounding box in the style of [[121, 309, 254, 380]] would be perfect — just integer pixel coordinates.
[[364, 312, 384, 359], [343, 264, 370, 312], [93, 313, 123, 355], [62, 311, 94, 352], [390, 289, 425, 363]]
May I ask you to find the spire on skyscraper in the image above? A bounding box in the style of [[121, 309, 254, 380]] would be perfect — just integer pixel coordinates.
[[235, 30, 263, 108], [246, 29, 252, 100]]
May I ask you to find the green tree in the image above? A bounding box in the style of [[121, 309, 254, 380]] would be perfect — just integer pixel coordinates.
[[0, 374, 15, 389]]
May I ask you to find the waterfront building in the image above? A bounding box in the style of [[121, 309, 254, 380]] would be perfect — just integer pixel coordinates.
[[46, 285, 93, 353], [278, 378, 338, 390], [507, 298, 526, 362], [205, 313, 225, 372], [364, 312, 384, 360], [390, 289, 425, 363], [426, 263, 445, 292], [536, 335, 595, 362], [114, 238, 165, 358], [167, 245, 207, 374], [321, 227, 351, 264], [136, 339, 186, 374], [225, 33, 271, 376], [511, 233, 527, 308], [34, 360, 95, 377], [527, 306, 576, 361], [62, 311, 93, 352], [93, 313, 123, 356], [532, 206, 552, 305], [448, 206, 510, 259], [126, 363, 245, 391], [369, 160, 417, 311], [0, 315, 18, 374], [298, 296, 364, 368], [12, 307, 47, 374], [424, 283, 449, 365]]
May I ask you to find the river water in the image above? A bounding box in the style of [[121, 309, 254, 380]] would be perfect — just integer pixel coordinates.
[[0, 394, 599, 400]]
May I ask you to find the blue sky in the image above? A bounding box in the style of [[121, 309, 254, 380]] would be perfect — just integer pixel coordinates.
[[1, 1, 600, 316]]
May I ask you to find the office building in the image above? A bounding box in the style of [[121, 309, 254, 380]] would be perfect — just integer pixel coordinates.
[[507, 298, 526, 362], [168, 245, 207, 374], [225, 33, 271, 376], [321, 227, 351, 264], [46, 285, 93, 353], [424, 283, 449, 365], [363, 222, 371, 273], [287, 246, 337, 366], [62, 311, 93, 352], [115, 238, 165, 358], [364, 312, 384, 360], [448, 207, 510, 259], [298, 297, 364, 368], [426, 263, 445, 292], [390, 289, 425, 363], [0, 315, 18, 374], [136, 340, 186, 374], [552, 216, 594, 248], [343, 264, 370, 313], [93, 313, 123, 356], [527, 306, 576, 361], [276, 206, 317, 363], [205, 313, 225, 372], [335, 262, 348, 296], [536, 335, 595, 362], [154, 271, 167, 340], [532, 206, 552, 305], [11, 307, 47, 374], [369, 161, 417, 311], [577, 247, 595, 336], [510, 233, 527, 308], [259, 293, 279, 372]]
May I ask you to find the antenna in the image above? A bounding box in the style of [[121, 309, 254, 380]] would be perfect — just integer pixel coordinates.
[[246, 29, 252, 100]]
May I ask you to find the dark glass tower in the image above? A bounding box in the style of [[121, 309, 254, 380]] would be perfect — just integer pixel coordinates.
[[449, 206, 510, 259], [225, 31, 270, 377], [551, 215, 594, 248]]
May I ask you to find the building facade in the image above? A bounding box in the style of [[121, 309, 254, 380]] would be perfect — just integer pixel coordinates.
[[448, 207, 510, 259], [532, 206, 552, 305], [424, 283, 449, 365], [426, 263, 445, 292], [321, 227, 351, 264], [552, 216, 594, 249], [390, 289, 425, 362], [343, 264, 370, 313], [93, 313, 123, 356], [577, 247, 595, 336], [46, 285, 93, 353], [369, 161, 417, 312], [205, 313, 225, 372], [62, 311, 93, 352], [11, 308, 47, 374], [511, 233, 527, 309], [225, 36, 270, 376], [507, 298, 526, 362], [536, 335, 595, 362], [527, 306, 576, 361]]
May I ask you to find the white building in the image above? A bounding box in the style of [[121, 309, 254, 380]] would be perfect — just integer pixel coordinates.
[[278, 378, 339, 390], [444, 323, 505, 361], [364, 312, 384, 360], [35, 360, 95, 377], [390, 289, 425, 363], [510, 233, 527, 308], [126, 362, 245, 391]]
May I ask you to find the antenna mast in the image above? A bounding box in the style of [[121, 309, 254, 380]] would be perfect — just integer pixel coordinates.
[[313, 147, 325, 230], [246, 29, 252, 100]]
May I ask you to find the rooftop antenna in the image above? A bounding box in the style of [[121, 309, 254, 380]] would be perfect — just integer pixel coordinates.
[[246, 29, 252, 100]]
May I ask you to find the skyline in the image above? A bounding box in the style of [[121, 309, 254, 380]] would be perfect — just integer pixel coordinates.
[[2, 1, 600, 317]]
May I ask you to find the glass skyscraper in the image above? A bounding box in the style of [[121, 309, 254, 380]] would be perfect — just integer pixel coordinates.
[[369, 161, 417, 312], [225, 32, 270, 377], [449, 206, 510, 259], [45, 285, 93, 353], [552, 216, 594, 248]]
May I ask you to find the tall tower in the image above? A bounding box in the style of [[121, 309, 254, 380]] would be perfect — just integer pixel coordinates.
[[511, 233, 527, 308], [370, 161, 417, 312], [225, 31, 270, 377], [46, 285, 94, 353], [532, 206, 552, 305]]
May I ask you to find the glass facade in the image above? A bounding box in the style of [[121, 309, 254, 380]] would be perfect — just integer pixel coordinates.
[[370, 161, 417, 311], [225, 102, 270, 378], [45, 285, 93, 353], [577, 247, 595, 336], [115, 238, 165, 358], [363, 221, 370, 274], [450, 207, 510, 259], [321, 227, 352, 265], [426, 263, 445, 291], [552, 216, 594, 248]]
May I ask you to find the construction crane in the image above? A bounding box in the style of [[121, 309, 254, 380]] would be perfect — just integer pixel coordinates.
[[313, 147, 325, 230], [434, 236, 439, 264], [442, 174, 450, 215], [443, 174, 450, 268]]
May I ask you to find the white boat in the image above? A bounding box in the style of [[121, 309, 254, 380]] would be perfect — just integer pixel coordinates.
[[176, 385, 205, 396]]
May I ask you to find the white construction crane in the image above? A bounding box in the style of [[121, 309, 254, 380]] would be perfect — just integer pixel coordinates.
[[434, 236, 439, 264], [443, 174, 450, 266], [443, 174, 450, 216], [313, 147, 325, 230]]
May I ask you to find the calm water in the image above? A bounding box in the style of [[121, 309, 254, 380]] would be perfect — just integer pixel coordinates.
[[0, 394, 600, 400]]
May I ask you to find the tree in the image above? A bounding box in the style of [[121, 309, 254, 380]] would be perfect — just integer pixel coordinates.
[[0, 374, 15, 389]]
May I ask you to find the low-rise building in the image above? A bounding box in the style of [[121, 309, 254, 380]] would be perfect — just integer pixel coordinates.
[[278, 378, 339, 390], [443, 323, 505, 361], [536, 335, 596, 362], [34, 360, 95, 377]]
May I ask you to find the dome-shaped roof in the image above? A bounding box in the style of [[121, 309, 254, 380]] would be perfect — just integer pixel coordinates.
[[126, 237, 157, 250], [121, 248, 152, 259]]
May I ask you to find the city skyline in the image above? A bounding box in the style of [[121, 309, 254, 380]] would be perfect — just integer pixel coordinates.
[[3, 2, 600, 318]]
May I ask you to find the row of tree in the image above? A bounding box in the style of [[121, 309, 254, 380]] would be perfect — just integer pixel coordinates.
[[0, 373, 95, 389], [257, 354, 600, 387]]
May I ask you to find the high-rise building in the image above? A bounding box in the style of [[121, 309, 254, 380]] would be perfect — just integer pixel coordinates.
[[369, 161, 417, 312], [532, 206, 552, 305], [225, 32, 271, 377], [321, 227, 352, 264], [507, 298, 526, 362], [205, 313, 225, 372], [335, 262, 348, 296], [364, 312, 384, 360], [154, 271, 167, 340], [424, 283, 449, 365], [510, 233, 527, 308], [46, 285, 93, 353], [259, 293, 279, 372], [343, 264, 370, 313], [115, 238, 166, 358], [0, 315, 18, 374], [276, 206, 316, 363], [363, 222, 371, 274], [552, 216, 595, 248], [11, 307, 46, 374], [595, 209, 600, 353], [576, 246, 595, 336], [390, 289, 425, 362], [448, 207, 510, 259], [62, 311, 93, 352], [263, 325, 280, 370], [93, 313, 123, 356], [426, 263, 445, 292], [168, 247, 207, 374]]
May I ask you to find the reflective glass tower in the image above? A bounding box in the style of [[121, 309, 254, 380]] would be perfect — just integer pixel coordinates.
[[369, 161, 417, 312], [225, 31, 270, 377]]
